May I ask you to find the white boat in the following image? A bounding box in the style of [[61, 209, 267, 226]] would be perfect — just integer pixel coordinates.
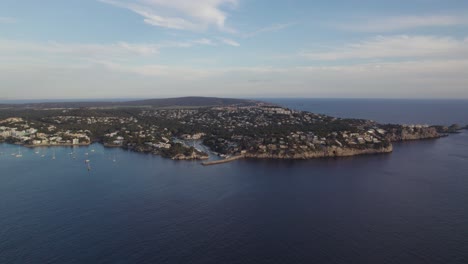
[[85, 160, 91, 172], [15, 147, 22, 158], [52, 149, 56, 160]]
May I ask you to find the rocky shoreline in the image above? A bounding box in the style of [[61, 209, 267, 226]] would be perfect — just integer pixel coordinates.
[[384, 126, 443, 141], [0, 126, 449, 164], [244, 145, 393, 160], [203, 127, 444, 165], [1, 101, 462, 164], [24, 143, 91, 148]]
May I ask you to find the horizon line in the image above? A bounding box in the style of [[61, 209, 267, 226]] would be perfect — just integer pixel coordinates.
[[1, 96, 468, 103]]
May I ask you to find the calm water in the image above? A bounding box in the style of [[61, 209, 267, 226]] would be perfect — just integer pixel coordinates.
[[1, 100, 468, 264], [264, 99, 468, 126]]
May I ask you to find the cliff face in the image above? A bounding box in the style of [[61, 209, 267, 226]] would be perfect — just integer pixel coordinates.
[[172, 153, 209, 160], [244, 145, 393, 160], [385, 127, 441, 142]]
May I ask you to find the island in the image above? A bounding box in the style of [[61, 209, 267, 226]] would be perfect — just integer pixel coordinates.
[[0, 97, 459, 164]]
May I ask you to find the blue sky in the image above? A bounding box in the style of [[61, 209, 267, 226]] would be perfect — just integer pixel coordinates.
[[1, 0, 467, 99]]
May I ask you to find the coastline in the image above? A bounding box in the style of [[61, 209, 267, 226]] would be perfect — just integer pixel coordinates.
[[199, 132, 443, 166], [23, 143, 91, 148], [201, 145, 393, 166], [244, 145, 393, 160], [202, 155, 245, 166], [4, 137, 444, 166], [1, 117, 448, 165]]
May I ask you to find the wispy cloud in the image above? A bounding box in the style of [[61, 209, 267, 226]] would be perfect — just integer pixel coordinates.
[[99, 0, 238, 32], [3, 58, 468, 99], [336, 15, 468, 32], [95, 60, 218, 79], [217, 37, 240, 47], [242, 22, 296, 38], [115, 42, 160, 55], [0, 38, 232, 63], [192, 38, 217, 46], [301, 35, 468, 61], [0, 17, 16, 24]]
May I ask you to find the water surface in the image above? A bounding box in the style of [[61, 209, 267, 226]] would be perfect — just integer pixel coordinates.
[[1, 99, 467, 263], [264, 99, 468, 125]]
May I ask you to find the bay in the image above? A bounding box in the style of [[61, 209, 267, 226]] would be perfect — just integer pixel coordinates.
[[1, 99, 467, 264]]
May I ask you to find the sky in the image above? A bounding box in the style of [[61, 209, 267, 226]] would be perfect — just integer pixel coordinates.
[[0, 0, 467, 100]]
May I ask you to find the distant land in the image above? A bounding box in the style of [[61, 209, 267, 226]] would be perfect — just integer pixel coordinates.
[[0, 97, 260, 109], [0, 97, 465, 164]]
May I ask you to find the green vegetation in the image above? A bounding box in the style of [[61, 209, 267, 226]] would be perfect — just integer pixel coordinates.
[[0, 101, 443, 160]]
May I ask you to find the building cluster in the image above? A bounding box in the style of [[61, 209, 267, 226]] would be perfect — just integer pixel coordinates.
[[1, 105, 436, 159], [47, 116, 138, 125], [134, 106, 394, 156], [0, 118, 90, 146], [139, 106, 328, 131], [205, 127, 390, 156]]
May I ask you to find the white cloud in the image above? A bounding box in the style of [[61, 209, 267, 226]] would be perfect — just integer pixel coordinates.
[[0, 38, 227, 62], [337, 15, 468, 32], [242, 22, 296, 38], [301, 35, 468, 61], [217, 37, 240, 47], [116, 42, 160, 55], [0, 17, 16, 24], [192, 38, 216, 46], [1, 37, 468, 99], [2, 58, 468, 99], [0, 39, 160, 58], [99, 0, 238, 32], [95, 60, 217, 79]]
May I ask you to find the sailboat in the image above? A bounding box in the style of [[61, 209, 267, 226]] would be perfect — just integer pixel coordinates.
[[15, 147, 22, 158], [85, 159, 92, 172], [112, 154, 116, 163], [52, 149, 56, 160]]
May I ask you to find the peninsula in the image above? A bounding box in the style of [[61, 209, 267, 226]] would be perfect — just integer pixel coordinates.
[[0, 97, 458, 163]]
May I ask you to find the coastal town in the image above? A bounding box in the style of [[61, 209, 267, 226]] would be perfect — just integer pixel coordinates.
[[1, 98, 463, 163], [0, 117, 90, 146]]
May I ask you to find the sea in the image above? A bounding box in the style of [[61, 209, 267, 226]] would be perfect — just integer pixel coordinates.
[[1, 99, 467, 264]]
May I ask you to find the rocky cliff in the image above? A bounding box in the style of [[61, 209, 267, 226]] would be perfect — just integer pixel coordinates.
[[244, 145, 393, 160], [172, 153, 209, 160], [384, 126, 441, 141]]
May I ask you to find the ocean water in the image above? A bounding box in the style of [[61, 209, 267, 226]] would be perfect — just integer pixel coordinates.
[[1, 99, 467, 264], [264, 99, 468, 126]]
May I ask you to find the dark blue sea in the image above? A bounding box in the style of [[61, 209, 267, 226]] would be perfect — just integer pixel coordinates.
[[264, 98, 468, 126], [1, 99, 468, 264]]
